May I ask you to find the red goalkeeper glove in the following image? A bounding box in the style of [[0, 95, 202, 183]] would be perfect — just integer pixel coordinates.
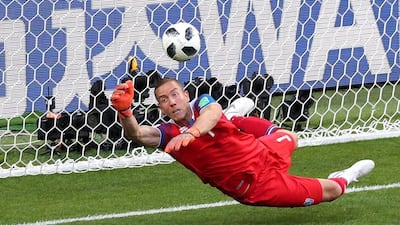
[[165, 126, 200, 153], [111, 80, 134, 119]]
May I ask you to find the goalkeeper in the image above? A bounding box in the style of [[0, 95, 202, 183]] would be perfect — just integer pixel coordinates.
[[111, 77, 375, 207]]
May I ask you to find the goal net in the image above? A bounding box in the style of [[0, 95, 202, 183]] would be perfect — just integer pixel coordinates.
[[0, 0, 398, 178]]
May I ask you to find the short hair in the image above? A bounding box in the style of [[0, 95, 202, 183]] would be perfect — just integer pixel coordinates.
[[154, 77, 184, 99]]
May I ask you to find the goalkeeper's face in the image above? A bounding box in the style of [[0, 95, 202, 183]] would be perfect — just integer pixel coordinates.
[[155, 80, 191, 124]]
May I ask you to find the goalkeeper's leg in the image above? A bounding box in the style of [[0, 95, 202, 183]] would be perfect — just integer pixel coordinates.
[[231, 116, 281, 138]]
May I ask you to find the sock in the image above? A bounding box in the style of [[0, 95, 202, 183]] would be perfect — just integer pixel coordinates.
[[230, 116, 280, 138], [329, 178, 348, 195]]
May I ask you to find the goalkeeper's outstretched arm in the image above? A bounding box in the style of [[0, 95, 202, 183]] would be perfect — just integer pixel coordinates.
[[110, 80, 160, 147]]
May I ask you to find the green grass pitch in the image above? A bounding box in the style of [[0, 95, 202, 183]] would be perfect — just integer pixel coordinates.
[[0, 137, 399, 225]]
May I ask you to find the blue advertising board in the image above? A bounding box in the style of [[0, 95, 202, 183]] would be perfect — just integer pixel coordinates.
[[0, 0, 398, 117]]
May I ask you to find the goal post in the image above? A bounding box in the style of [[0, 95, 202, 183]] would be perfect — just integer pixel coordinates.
[[0, 0, 398, 178]]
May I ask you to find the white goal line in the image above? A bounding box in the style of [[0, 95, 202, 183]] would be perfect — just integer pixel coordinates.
[[19, 182, 400, 225]]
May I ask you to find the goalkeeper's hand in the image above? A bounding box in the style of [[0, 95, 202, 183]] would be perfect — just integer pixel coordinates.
[[111, 80, 134, 118], [165, 127, 200, 153]]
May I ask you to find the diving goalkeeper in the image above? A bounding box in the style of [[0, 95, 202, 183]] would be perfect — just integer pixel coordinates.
[[111, 77, 375, 207]]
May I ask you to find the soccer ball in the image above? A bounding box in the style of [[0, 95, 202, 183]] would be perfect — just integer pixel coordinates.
[[162, 22, 200, 61]]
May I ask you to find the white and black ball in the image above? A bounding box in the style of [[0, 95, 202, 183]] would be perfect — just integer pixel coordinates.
[[162, 22, 200, 61]]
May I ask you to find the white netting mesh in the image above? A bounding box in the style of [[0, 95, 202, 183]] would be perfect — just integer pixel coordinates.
[[0, 0, 398, 178]]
